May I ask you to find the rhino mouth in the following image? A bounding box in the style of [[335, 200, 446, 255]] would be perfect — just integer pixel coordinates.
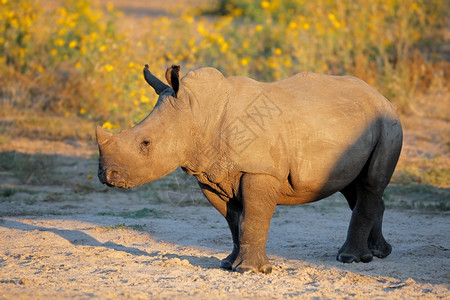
[[107, 181, 131, 189], [98, 166, 133, 189]]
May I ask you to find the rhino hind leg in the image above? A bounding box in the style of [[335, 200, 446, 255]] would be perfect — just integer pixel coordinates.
[[367, 199, 392, 258], [338, 131, 400, 263], [340, 182, 391, 259], [337, 187, 378, 263], [341, 181, 357, 210]]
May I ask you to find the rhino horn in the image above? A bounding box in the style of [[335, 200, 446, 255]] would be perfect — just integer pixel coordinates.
[[143, 64, 172, 95], [96, 125, 113, 145]]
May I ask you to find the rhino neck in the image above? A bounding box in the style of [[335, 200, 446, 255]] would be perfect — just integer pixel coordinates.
[[157, 67, 232, 175], [179, 91, 231, 176]]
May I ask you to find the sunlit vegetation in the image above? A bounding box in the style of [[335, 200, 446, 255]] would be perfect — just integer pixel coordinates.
[[1, 0, 447, 128], [0, 0, 448, 202]]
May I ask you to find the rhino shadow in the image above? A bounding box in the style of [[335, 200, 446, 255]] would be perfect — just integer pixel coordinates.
[[0, 219, 157, 257], [0, 219, 220, 269]]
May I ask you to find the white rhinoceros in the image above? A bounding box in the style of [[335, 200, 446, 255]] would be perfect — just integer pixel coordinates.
[[96, 65, 403, 274]]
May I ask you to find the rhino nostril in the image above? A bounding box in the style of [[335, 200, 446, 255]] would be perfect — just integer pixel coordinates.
[[106, 169, 120, 181]]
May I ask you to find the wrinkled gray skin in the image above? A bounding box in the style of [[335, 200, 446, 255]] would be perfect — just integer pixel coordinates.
[[97, 65, 403, 274]]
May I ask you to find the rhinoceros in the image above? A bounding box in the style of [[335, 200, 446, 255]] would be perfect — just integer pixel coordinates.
[[96, 64, 403, 274]]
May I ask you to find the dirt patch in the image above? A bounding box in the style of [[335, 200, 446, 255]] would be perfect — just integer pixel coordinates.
[[0, 198, 448, 299], [0, 138, 449, 298]]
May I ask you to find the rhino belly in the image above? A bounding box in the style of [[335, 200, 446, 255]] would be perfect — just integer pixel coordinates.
[[278, 140, 373, 205]]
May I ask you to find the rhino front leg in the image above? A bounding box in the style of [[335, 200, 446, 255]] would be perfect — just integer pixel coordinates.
[[232, 174, 279, 274], [220, 201, 242, 270]]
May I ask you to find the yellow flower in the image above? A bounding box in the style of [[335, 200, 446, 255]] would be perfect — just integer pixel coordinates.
[[197, 23, 208, 36], [220, 42, 229, 53], [99, 45, 106, 52], [283, 59, 292, 67], [10, 18, 19, 28], [50, 49, 58, 56], [261, 1, 270, 9], [327, 13, 341, 28], [274, 48, 282, 55], [79, 108, 86, 114], [75, 61, 82, 69], [54, 39, 65, 46], [302, 23, 310, 30], [183, 14, 194, 23], [231, 8, 243, 16], [90, 32, 98, 42], [102, 121, 114, 130], [104, 64, 114, 72], [69, 40, 77, 48], [255, 25, 263, 32], [128, 62, 135, 69], [36, 65, 44, 72], [140, 95, 149, 103], [289, 21, 298, 29], [59, 8, 67, 17], [240, 57, 250, 66]]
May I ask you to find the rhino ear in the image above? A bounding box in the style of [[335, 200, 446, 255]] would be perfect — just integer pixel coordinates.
[[165, 65, 180, 96], [96, 125, 113, 145]]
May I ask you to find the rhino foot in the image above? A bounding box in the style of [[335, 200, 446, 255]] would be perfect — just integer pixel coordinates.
[[337, 252, 373, 263], [369, 240, 392, 258], [232, 250, 272, 274], [234, 264, 273, 274], [337, 243, 373, 263], [220, 259, 233, 270], [220, 246, 239, 270]]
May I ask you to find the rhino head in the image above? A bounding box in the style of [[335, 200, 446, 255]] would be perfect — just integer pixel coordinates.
[[96, 65, 190, 188]]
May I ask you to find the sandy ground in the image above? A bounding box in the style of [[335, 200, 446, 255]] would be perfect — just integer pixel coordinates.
[[0, 186, 449, 299], [0, 137, 449, 298]]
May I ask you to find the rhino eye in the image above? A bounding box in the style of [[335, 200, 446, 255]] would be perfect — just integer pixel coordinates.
[[141, 140, 151, 147]]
